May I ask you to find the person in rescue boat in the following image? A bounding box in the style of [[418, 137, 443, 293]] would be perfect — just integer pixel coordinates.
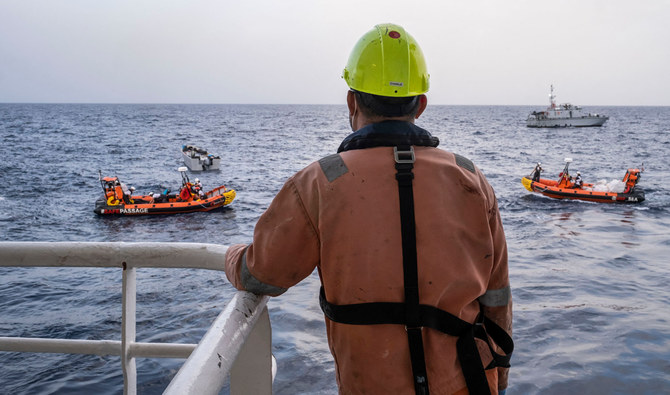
[[531, 162, 543, 182], [192, 178, 204, 199], [120, 183, 133, 204], [224, 23, 512, 395], [573, 172, 583, 188]]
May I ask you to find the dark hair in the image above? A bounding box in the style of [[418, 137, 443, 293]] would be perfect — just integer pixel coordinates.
[[352, 90, 421, 118]]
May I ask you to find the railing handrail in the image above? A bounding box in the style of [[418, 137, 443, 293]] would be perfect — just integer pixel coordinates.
[[0, 241, 229, 270], [0, 337, 196, 358], [0, 241, 273, 395]]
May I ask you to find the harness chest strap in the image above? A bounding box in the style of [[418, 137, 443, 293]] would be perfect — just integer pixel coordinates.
[[319, 146, 513, 395]]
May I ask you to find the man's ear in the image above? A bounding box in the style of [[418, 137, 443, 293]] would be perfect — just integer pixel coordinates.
[[347, 90, 356, 116], [415, 95, 428, 119]]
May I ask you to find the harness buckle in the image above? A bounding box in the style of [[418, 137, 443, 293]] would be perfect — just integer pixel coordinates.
[[394, 146, 415, 164], [474, 312, 485, 328]]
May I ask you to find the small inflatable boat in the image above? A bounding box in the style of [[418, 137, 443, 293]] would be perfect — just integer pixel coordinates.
[[521, 158, 644, 203], [94, 167, 236, 216]]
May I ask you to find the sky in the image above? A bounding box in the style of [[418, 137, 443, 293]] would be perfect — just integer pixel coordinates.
[[1, 0, 668, 106]]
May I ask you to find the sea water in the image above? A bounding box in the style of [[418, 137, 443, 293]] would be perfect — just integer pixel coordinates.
[[1, 104, 669, 394]]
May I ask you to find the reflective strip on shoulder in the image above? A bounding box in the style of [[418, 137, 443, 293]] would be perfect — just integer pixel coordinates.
[[478, 286, 511, 307], [240, 250, 288, 296], [454, 153, 475, 174], [318, 154, 349, 183]]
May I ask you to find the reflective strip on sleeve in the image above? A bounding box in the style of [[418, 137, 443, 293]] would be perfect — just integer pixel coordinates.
[[478, 286, 511, 307], [318, 154, 349, 183], [240, 250, 288, 296]]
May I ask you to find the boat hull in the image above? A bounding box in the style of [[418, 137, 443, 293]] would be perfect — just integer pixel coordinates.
[[181, 146, 221, 171], [521, 177, 644, 203], [526, 116, 608, 128], [94, 187, 236, 215], [182, 151, 221, 171]]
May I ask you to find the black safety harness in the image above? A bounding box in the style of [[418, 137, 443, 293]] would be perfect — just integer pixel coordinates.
[[321, 136, 514, 394]]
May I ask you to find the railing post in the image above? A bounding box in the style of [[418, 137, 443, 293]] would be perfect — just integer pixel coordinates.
[[163, 292, 271, 394], [230, 305, 273, 394], [122, 262, 137, 395]]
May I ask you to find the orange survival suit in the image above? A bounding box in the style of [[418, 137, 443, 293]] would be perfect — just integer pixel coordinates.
[[225, 121, 513, 394]]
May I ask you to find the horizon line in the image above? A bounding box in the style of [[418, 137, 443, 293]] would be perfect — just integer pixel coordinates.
[[1, 102, 668, 107]]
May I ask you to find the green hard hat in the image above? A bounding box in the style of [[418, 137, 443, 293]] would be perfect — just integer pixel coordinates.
[[343, 23, 429, 97]]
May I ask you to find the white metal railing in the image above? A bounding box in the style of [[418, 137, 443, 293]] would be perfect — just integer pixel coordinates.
[[0, 241, 273, 394]]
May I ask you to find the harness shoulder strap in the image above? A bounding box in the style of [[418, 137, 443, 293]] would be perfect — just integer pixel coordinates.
[[394, 146, 429, 395]]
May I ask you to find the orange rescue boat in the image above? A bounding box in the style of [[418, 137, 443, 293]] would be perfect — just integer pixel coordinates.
[[521, 158, 644, 203], [94, 167, 236, 216]]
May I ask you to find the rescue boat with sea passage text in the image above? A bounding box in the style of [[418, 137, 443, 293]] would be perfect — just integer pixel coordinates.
[[521, 159, 644, 203], [94, 168, 235, 216]]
